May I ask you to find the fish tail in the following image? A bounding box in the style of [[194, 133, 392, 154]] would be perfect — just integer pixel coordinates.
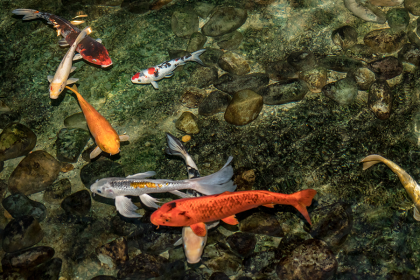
[[288, 189, 317, 225], [191, 156, 236, 195], [360, 154, 386, 170], [12, 9, 42, 20], [190, 49, 206, 66], [165, 133, 200, 179]]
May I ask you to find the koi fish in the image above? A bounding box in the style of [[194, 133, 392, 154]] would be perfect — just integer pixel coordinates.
[[65, 85, 129, 159], [48, 26, 91, 99], [12, 9, 112, 67], [361, 154, 420, 221], [131, 49, 206, 89], [89, 156, 235, 218], [166, 133, 221, 264], [150, 189, 317, 237]]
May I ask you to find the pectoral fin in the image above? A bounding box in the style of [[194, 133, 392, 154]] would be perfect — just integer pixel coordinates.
[[165, 72, 174, 78], [139, 194, 160, 209], [263, 204, 275, 208], [173, 237, 183, 246], [151, 81, 159, 89], [96, 38, 103, 43], [58, 38, 69, 47], [206, 220, 220, 230], [414, 207, 420, 221], [190, 222, 207, 237], [70, 66, 77, 73], [126, 171, 156, 179], [115, 196, 142, 218], [47, 76, 54, 83], [90, 146, 103, 159], [73, 54, 83, 61], [221, 215, 238, 225], [170, 190, 192, 198], [119, 134, 129, 142], [66, 78, 79, 85], [71, 20, 85, 25]]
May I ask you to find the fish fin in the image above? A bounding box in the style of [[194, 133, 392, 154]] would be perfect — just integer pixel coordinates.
[[289, 189, 317, 225], [414, 207, 420, 221], [73, 54, 83, 61], [73, 14, 88, 19], [151, 81, 159, 89], [174, 237, 183, 246], [190, 49, 206, 66], [71, 20, 85, 25], [70, 66, 77, 73], [90, 146, 103, 159], [139, 194, 160, 209], [190, 222, 207, 237], [119, 134, 130, 142], [66, 78, 79, 85], [47, 76, 54, 83], [206, 220, 220, 230], [191, 156, 236, 195], [221, 215, 238, 225], [12, 9, 40, 20], [115, 196, 142, 218], [96, 38, 103, 43], [360, 154, 385, 170], [263, 204, 275, 208], [170, 190, 192, 198], [165, 72, 174, 78], [126, 171, 156, 179], [58, 38, 69, 47]]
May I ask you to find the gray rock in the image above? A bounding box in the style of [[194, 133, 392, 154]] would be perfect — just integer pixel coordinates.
[[216, 31, 244, 50], [299, 67, 327, 93], [202, 243, 242, 276], [218, 52, 250, 76], [43, 179, 72, 204], [187, 32, 207, 53], [56, 128, 91, 163], [3, 215, 44, 253], [202, 7, 247, 37], [2, 246, 54, 275], [398, 44, 420, 66], [189, 67, 218, 88], [224, 90, 263, 126], [239, 212, 284, 237], [194, 2, 215, 18], [320, 56, 366, 72], [214, 73, 269, 95], [332, 26, 358, 49], [405, 0, 420, 16], [322, 77, 358, 105], [368, 56, 403, 80], [198, 91, 231, 116], [2, 193, 46, 221], [368, 79, 393, 120], [265, 60, 298, 81], [180, 87, 206, 108], [243, 250, 276, 274], [364, 28, 407, 54], [61, 190, 91, 216], [287, 51, 316, 71], [259, 79, 308, 105], [80, 159, 125, 188], [0, 123, 37, 162], [387, 8, 409, 32], [0, 112, 20, 130], [347, 67, 376, 90], [96, 237, 128, 269], [346, 44, 377, 63], [200, 48, 224, 67], [8, 151, 66, 195], [110, 214, 138, 236], [226, 232, 256, 257], [27, 257, 62, 280], [117, 253, 169, 279], [171, 10, 199, 38], [175, 112, 200, 134], [64, 112, 88, 131]]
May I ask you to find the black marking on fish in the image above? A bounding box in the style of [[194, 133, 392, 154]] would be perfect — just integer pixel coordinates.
[[166, 202, 177, 211]]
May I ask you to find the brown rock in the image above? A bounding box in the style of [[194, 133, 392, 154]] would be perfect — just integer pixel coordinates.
[[180, 87, 206, 108], [0, 123, 37, 162], [175, 112, 200, 134], [368, 56, 403, 80], [299, 67, 327, 93], [224, 90, 263, 126], [96, 237, 128, 269], [239, 212, 284, 237], [364, 29, 406, 53], [218, 52, 250, 76], [234, 169, 255, 191], [368, 80, 393, 120]]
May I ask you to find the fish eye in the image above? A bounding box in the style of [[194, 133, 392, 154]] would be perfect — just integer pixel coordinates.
[[166, 219, 170, 222], [97, 189, 102, 194]]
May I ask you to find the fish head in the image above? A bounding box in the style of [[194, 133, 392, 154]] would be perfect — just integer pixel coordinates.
[[76, 36, 113, 67], [49, 82, 65, 99], [131, 71, 150, 84], [182, 226, 207, 264], [90, 179, 116, 198], [150, 201, 191, 227], [97, 134, 121, 156]]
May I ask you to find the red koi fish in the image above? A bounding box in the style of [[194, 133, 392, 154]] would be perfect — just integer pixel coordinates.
[[150, 189, 317, 237], [12, 9, 112, 68]]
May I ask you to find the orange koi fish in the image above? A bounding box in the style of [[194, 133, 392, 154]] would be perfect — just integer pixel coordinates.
[[66, 85, 129, 158], [150, 189, 317, 237]]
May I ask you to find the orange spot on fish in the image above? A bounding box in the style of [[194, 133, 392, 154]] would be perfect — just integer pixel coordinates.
[[148, 67, 155, 74]]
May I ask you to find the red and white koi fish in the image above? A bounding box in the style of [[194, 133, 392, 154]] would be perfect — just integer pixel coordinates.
[[12, 9, 112, 67], [131, 49, 206, 89]]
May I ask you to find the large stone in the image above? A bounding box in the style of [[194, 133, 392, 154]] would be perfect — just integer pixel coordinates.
[[259, 79, 308, 105], [27, 257, 62, 280], [180, 87, 206, 108], [347, 67, 376, 90], [224, 90, 263, 126], [64, 112, 88, 131], [171, 10, 199, 38], [405, 0, 420, 15], [368, 80, 393, 120], [386, 8, 410, 32], [398, 44, 420, 66], [226, 232, 256, 257], [216, 31, 244, 50], [80, 159, 125, 188], [218, 52, 250, 76], [8, 151, 67, 195], [56, 128, 91, 163], [175, 112, 200, 134], [243, 250, 276, 273], [214, 73, 269, 95], [187, 32, 207, 53], [61, 190, 91, 216], [368, 56, 403, 80], [364, 29, 406, 53], [299, 67, 327, 93], [2, 246, 54, 275], [201, 7, 247, 37], [2, 193, 47, 221], [198, 91, 231, 116], [287, 51, 316, 71], [320, 56, 366, 72], [0, 123, 36, 162], [322, 77, 358, 105], [0, 112, 20, 130], [96, 237, 128, 269], [239, 212, 284, 237], [3, 215, 44, 253], [265, 60, 298, 81], [43, 179, 72, 204], [117, 253, 169, 279], [189, 67, 218, 88], [331, 26, 358, 49], [201, 48, 224, 67]]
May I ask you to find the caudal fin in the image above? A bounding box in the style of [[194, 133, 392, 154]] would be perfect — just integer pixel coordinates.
[[290, 189, 317, 225], [360, 154, 386, 170], [190, 49, 206, 66], [12, 9, 41, 20], [191, 156, 236, 195]]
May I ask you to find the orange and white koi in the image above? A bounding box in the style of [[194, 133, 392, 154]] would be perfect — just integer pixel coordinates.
[[131, 49, 206, 89]]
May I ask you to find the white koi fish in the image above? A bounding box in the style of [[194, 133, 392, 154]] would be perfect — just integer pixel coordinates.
[[361, 154, 420, 221], [131, 49, 206, 89], [90, 154, 235, 218], [48, 26, 91, 99]]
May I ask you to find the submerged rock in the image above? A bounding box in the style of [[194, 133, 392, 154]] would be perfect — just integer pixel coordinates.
[[320, 56, 366, 72], [218, 52, 251, 76], [0, 123, 37, 162], [368, 80, 393, 120], [259, 79, 308, 105], [27, 257, 62, 280], [265, 60, 298, 81], [276, 239, 338, 280], [224, 90, 263, 126], [209, 272, 230, 280], [2, 246, 54, 274], [386, 8, 410, 32], [56, 128, 91, 163], [214, 73, 269, 95], [64, 112, 88, 131], [405, 0, 420, 16], [3, 215, 44, 253], [198, 91, 231, 116], [117, 253, 169, 279], [200, 48, 224, 67], [368, 56, 403, 80], [187, 32, 207, 53], [194, 2, 215, 18], [180, 87, 206, 108], [80, 159, 125, 188], [243, 250, 276, 274], [171, 10, 199, 38], [347, 67, 376, 90], [8, 151, 66, 195], [287, 51, 316, 71], [398, 44, 420, 66], [2, 193, 46, 221], [234, 169, 256, 191], [299, 67, 327, 93], [43, 179, 72, 204], [175, 112, 200, 134], [0, 112, 20, 130], [364, 29, 406, 53], [216, 31, 244, 50], [61, 190, 91, 216], [96, 237, 128, 269], [202, 243, 242, 276], [189, 67, 218, 88], [322, 77, 358, 105], [239, 212, 284, 237], [332, 26, 358, 49], [226, 232, 256, 257], [201, 7, 247, 37]]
